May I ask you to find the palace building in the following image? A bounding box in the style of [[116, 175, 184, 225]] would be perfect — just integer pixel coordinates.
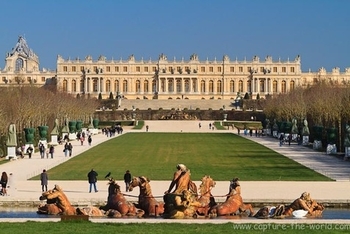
[[2, 36, 350, 100]]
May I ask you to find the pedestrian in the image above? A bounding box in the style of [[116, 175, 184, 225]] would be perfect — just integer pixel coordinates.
[[87, 169, 98, 193], [146, 125, 149, 132], [39, 142, 45, 159], [209, 123, 212, 129], [88, 135, 92, 146], [279, 133, 284, 147], [288, 134, 292, 146], [80, 136, 84, 145], [64, 142, 69, 157], [26, 146, 33, 159], [0, 172, 8, 196], [40, 169, 48, 192], [49, 145, 54, 158], [199, 123, 201, 129], [68, 143, 73, 156], [124, 170, 132, 192]]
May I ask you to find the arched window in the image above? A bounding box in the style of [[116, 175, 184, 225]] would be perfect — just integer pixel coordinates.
[[152, 80, 156, 92], [184, 79, 190, 92], [281, 80, 286, 93], [273, 80, 278, 93], [63, 80, 68, 92], [192, 78, 197, 92], [15, 58, 24, 71], [72, 80, 77, 92], [122, 80, 128, 92], [160, 79, 165, 92], [93, 79, 98, 92], [80, 79, 84, 92], [168, 79, 174, 92], [105, 80, 111, 92], [176, 79, 181, 92], [217, 80, 222, 93], [259, 79, 265, 93], [238, 80, 243, 92], [136, 80, 141, 93], [247, 80, 252, 93], [290, 80, 295, 91], [209, 80, 214, 93], [115, 80, 120, 92], [200, 80, 205, 93], [144, 80, 149, 92], [230, 80, 235, 93]]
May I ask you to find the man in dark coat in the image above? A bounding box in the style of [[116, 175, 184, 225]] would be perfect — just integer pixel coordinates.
[[87, 169, 98, 193], [124, 170, 132, 192]]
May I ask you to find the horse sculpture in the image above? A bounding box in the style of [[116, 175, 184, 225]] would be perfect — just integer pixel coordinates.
[[99, 178, 145, 218], [209, 178, 254, 217], [255, 192, 324, 219], [37, 184, 76, 215], [128, 176, 165, 217], [196, 175, 217, 217]]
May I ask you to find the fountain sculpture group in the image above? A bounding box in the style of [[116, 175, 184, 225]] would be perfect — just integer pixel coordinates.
[[37, 164, 324, 219]]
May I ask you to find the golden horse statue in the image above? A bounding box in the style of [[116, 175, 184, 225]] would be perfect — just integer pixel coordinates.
[[209, 178, 254, 217], [37, 184, 76, 215], [254, 192, 325, 219], [128, 176, 165, 217], [196, 175, 217, 217], [99, 178, 145, 218]]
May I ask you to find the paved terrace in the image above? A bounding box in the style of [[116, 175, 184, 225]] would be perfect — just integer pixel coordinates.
[[0, 120, 349, 210]]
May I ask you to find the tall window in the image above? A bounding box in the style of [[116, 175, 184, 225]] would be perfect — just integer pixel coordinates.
[[281, 80, 286, 93], [115, 80, 120, 92], [273, 80, 278, 93], [290, 67, 295, 73], [273, 67, 277, 73], [106, 66, 110, 72], [63, 80, 68, 92], [72, 66, 76, 72], [168, 79, 174, 92], [144, 80, 149, 92], [136, 66, 140, 72], [239, 67, 243, 72], [123, 66, 128, 72], [136, 80, 141, 93], [247, 80, 251, 93], [72, 80, 77, 92], [192, 78, 197, 92], [238, 80, 243, 92], [184, 79, 190, 92], [290, 80, 295, 90], [63, 66, 68, 72], [201, 67, 205, 72], [80, 79, 84, 92], [259, 79, 265, 92], [217, 80, 222, 93], [230, 80, 235, 92], [105, 80, 111, 92], [200, 80, 205, 93], [152, 80, 156, 92], [122, 80, 128, 92], [209, 80, 214, 93], [93, 79, 98, 92], [115, 66, 119, 72], [176, 79, 181, 92], [160, 79, 165, 92], [209, 67, 213, 72], [282, 67, 286, 73], [230, 67, 234, 72]]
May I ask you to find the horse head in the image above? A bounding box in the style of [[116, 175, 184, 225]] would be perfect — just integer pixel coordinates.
[[199, 175, 216, 196], [128, 176, 149, 192]]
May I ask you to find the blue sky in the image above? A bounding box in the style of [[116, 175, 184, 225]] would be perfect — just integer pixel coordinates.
[[0, 0, 349, 72]]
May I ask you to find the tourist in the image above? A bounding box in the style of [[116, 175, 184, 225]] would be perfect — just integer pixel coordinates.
[[68, 143, 73, 156], [63, 142, 69, 157], [0, 172, 8, 196], [26, 146, 33, 159], [146, 125, 149, 132], [49, 145, 54, 158], [88, 135, 92, 146], [40, 169, 48, 192], [87, 169, 98, 193], [124, 170, 132, 192], [39, 142, 45, 159]]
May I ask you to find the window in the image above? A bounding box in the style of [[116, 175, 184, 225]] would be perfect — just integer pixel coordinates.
[[152, 80, 156, 92], [282, 67, 286, 73], [273, 80, 278, 93], [260, 79, 265, 92], [152, 66, 157, 72], [93, 79, 98, 92], [200, 80, 205, 92], [93, 66, 97, 73], [136, 66, 140, 72], [209, 67, 213, 72], [105, 80, 111, 92], [123, 66, 128, 72], [290, 80, 295, 90], [115, 66, 119, 72], [63, 66, 68, 72], [230, 67, 234, 72], [176, 79, 181, 92], [106, 66, 110, 72], [144, 80, 149, 92], [192, 78, 197, 92], [63, 80, 68, 92], [15, 58, 24, 71], [115, 80, 120, 92], [260, 67, 264, 73], [247, 80, 252, 93], [209, 80, 214, 93], [184, 79, 190, 92], [144, 67, 149, 72], [41, 77, 46, 82], [72, 80, 77, 92], [217, 80, 222, 93], [273, 67, 277, 73], [217, 67, 222, 72], [290, 67, 295, 73], [123, 80, 128, 92], [239, 67, 243, 72], [201, 67, 205, 72], [160, 79, 165, 92], [238, 80, 243, 92], [136, 80, 141, 92], [281, 80, 286, 93], [230, 80, 235, 92], [27, 77, 31, 82], [72, 66, 76, 72], [80, 66, 84, 72], [168, 79, 174, 92]]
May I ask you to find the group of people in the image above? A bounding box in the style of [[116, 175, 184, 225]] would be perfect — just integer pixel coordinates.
[[102, 125, 124, 137], [86, 169, 132, 193]]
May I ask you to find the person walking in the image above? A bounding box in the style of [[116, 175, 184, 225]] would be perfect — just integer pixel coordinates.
[[49, 145, 54, 159], [0, 172, 8, 196], [88, 135, 92, 146], [39, 142, 45, 159], [40, 169, 48, 192], [124, 170, 132, 192], [26, 146, 33, 159], [87, 169, 98, 193], [68, 143, 73, 157], [64, 142, 69, 157]]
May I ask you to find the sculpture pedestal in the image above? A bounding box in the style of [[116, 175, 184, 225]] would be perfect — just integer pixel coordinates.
[[273, 131, 278, 138], [326, 144, 337, 155], [69, 133, 77, 141], [6, 146, 17, 160], [302, 136, 309, 145], [91, 129, 99, 135], [313, 140, 322, 150], [50, 135, 58, 145]]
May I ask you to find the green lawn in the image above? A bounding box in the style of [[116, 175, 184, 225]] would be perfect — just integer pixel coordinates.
[[32, 133, 331, 181], [1, 222, 348, 234]]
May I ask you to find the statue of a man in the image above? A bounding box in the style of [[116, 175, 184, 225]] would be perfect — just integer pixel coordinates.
[[302, 119, 310, 136], [51, 118, 59, 135], [291, 118, 298, 134], [6, 124, 17, 146]]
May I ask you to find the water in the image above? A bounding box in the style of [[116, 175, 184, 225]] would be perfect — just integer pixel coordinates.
[[0, 208, 349, 219]]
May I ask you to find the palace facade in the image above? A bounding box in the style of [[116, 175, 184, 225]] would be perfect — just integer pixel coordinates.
[[2, 36, 350, 100]]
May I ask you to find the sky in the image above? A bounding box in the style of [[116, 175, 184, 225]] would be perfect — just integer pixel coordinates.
[[0, 0, 349, 72]]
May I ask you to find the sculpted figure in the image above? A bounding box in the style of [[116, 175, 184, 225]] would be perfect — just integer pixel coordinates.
[[163, 164, 200, 219], [291, 118, 298, 134], [283, 192, 324, 217], [51, 119, 59, 135], [302, 119, 310, 136], [38, 184, 77, 215], [6, 124, 17, 147], [196, 175, 217, 217], [128, 176, 165, 217]]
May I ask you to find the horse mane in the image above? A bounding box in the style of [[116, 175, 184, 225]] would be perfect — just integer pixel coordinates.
[[199, 175, 214, 196]]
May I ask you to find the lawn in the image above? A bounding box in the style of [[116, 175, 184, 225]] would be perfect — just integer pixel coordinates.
[[1, 221, 348, 234], [32, 133, 331, 181]]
